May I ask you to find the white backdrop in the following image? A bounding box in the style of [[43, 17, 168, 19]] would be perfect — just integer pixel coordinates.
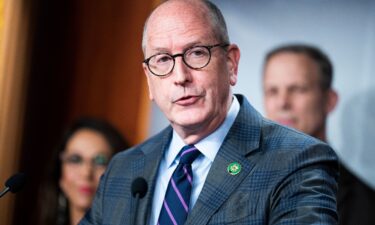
[[147, 0, 375, 189]]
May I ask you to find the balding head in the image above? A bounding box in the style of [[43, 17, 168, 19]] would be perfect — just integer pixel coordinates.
[[142, 0, 229, 55]]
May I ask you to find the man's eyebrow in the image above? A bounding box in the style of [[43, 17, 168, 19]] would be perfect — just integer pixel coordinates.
[[149, 41, 206, 54], [151, 47, 170, 52], [146, 47, 170, 56]]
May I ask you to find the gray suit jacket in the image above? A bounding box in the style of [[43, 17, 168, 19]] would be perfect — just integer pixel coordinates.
[[80, 94, 338, 225]]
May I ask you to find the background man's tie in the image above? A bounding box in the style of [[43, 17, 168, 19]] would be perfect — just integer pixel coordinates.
[[158, 145, 201, 225]]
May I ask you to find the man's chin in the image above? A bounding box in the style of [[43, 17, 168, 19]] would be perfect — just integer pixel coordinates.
[[276, 119, 296, 128], [174, 119, 202, 129], [171, 114, 207, 130]]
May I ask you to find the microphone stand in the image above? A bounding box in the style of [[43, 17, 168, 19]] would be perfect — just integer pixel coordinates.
[[132, 192, 140, 225], [131, 177, 147, 224], [0, 187, 10, 198]]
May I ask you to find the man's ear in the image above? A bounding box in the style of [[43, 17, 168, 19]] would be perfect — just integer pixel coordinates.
[[226, 44, 241, 86], [326, 89, 338, 114], [143, 63, 154, 100]]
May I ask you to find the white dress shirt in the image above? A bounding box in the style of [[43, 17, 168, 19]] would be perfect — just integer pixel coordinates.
[[149, 95, 240, 225]]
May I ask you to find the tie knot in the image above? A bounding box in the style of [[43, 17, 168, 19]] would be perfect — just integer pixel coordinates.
[[179, 145, 200, 165]]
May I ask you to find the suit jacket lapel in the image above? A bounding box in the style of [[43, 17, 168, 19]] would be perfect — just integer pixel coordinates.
[[128, 127, 173, 225], [186, 95, 263, 225]]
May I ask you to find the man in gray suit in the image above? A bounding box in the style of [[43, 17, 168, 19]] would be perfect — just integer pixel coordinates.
[[80, 1, 338, 224], [262, 44, 375, 225]]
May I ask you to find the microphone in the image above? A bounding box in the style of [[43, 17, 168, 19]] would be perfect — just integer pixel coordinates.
[[131, 177, 148, 225], [0, 173, 27, 198]]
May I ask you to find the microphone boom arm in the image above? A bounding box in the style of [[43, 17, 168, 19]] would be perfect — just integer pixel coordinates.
[[0, 187, 10, 198]]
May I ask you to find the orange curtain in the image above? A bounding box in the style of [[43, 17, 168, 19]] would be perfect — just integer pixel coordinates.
[[0, 0, 32, 224]]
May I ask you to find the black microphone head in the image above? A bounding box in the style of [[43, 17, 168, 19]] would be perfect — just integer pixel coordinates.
[[131, 177, 148, 198], [5, 173, 27, 193]]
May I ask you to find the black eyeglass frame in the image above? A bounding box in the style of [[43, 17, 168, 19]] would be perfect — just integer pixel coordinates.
[[143, 43, 229, 76]]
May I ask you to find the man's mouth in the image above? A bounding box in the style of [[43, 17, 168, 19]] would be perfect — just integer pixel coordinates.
[[174, 95, 200, 106]]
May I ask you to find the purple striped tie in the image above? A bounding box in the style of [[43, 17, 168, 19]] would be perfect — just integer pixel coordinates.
[[157, 145, 201, 225]]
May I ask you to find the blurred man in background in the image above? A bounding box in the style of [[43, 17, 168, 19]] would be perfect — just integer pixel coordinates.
[[263, 44, 338, 142], [262, 44, 375, 225]]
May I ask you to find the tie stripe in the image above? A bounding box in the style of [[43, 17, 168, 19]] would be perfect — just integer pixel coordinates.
[[162, 200, 178, 225], [180, 147, 197, 158], [171, 178, 189, 211], [158, 145, 201, 225], [183, 166, 193, 184]]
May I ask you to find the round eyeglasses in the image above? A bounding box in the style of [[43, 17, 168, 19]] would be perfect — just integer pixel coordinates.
[[143, 43, 229, 76]]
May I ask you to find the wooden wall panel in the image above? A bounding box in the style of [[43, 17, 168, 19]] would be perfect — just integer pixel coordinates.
[[0, 0, 32, 225], [67, 0, 155, 145]]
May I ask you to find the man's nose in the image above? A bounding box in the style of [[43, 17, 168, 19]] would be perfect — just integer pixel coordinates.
[[277, 91, 291, 109], [173, 57, 192, 85]]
